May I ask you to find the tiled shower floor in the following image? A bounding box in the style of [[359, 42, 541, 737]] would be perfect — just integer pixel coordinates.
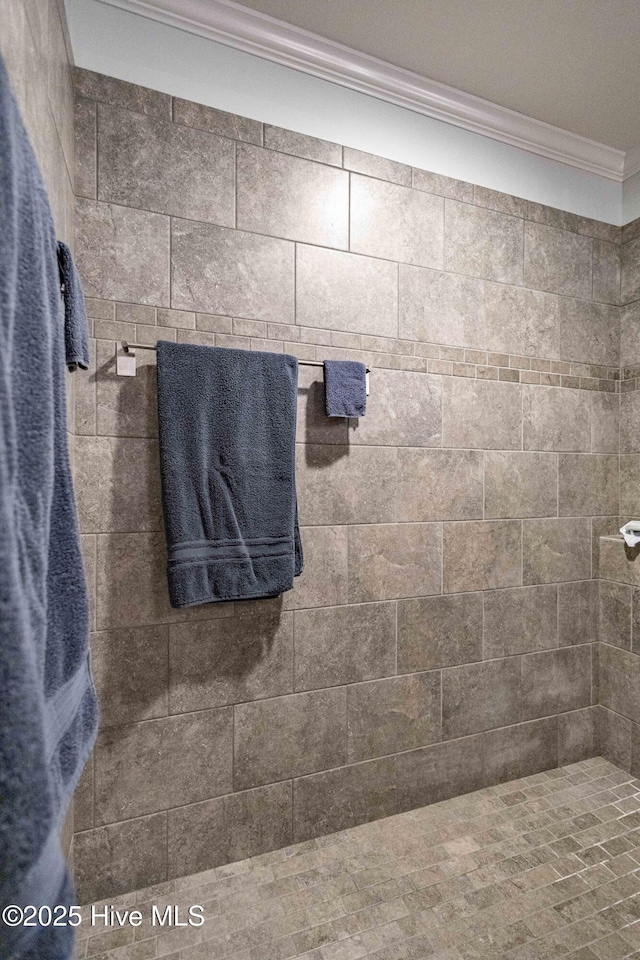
[[75, 758, 640, 960]]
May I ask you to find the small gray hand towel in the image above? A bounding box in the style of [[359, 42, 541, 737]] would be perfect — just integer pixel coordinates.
[[56, 241, 90, 371], [323, 360, 367, 417]]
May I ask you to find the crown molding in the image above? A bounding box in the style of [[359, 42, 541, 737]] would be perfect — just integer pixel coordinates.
[[96, 0, 633, 182]]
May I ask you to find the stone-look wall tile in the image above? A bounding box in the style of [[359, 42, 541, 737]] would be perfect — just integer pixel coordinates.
[[598, 537, 640, 587], [75, 340, 97, 436], [95, 340, 158, 439], [622, 456, 640, 518], [348, 370, 441, 447], [294, 602, 396, 691], [621, 392, 640, 454], [347, 672, 441, 762], [621, 236, 640, 305], [350, 174, 444, 268], [484, 718, 558, 785], [484, 585, 558, 658], [622, 217, 640, 244], [597, 705, 632, 771], [527, 202, 580, 233], [558, 707, 597, 765], [296, 245, 398, 337], [76, 199, 170, 306], [74, 436, 162, 533], [296, 445, 396, 525], [234, 688, 347, 790], [237, 144, 348, 247], [444, 200, 524, 285], [263, 125, 341, 165], [599, 643, 640, 724], [599, 580, 632, 649], [282, 526, 348, 610], [172, 97, 262, 143], [396, 735, 484, 811], [398, 266, 485, 348], [73, 754, 94, 833], [343, 147, 411, 186], [347, 523, 442, 602], [169, 612, 293, 712], [523, 384, 591, 452], [74, 813, 167, 904], [442, 378, 522, 449], [293, 757, 397, 842], [95, 708, 233, 824], [474, 185, 527, 218], [75, 67, 172, 118], [523, 518, 592, 584], [444, 520, 522, 593], [442, 658, 521, 738], [621, 301, 640, 367], [591, 393, 620, 454], [167, 782, 292, 879], [98, 104, 235, 225], [80, 535, 97, 633], [579, 216, 621, 244], [412, 169, 473, 202], [557, 299, 619, 366], [397, 593, 483, 673], [524, 222, 592, 298], [171, 219, 294, 323], [484, 451, 558, 519], [558, 580, 599, 645], [633, 723, 640, 777], [484, 283, 559, 359], [396, 449, 483, 522], [558, 454, 619, 517], [592, 240, 621, 305], [91, 626, 169, 727], [521, 645, 592, 720], [75, 96, 96, 198]]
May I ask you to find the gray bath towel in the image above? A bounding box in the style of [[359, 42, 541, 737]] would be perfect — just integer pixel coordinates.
[[0, 54, 97, 960], [156, 342, 303, 606], [323, 359, 367, 417], [57, 240, 90, 371]]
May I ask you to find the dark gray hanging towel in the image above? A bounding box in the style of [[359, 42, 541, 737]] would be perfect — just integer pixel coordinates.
[[156, 341, 303, 607]]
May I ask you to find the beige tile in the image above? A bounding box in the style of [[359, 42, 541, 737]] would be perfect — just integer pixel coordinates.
[[94, 708, 233, 824], [169, 611, 293, 712], [347, 522, 442, 601], [524, 221, 592, 298], [397, 592, 483, 672], [444, 200, 524, 284], [443, 520, 522, 592], [557, 298, 619, 366], [484, 282, 559, 358], [294, 602, 396, 691], [296, 444, 396, 525], [484, 717, 557, 785], [442, 658, 521, 738], [593, 239, 621, 305], [282, 526, 348, 610], [558, 454, 619, 517], [171, 219, 294, 323], [350, 174, 444, 268], [398, 265, 485, 348], [263, 125, 341, 164], [296, 245, 398, 337], [412, 168, 473, 202], [396, 735, 484, 810], [173, 97, 262, 142], [523, 517, 592, 584], [442, 378, 522, 449], [91, 625, 168, 727], [76, 198, 170, 306], [98, 103, 235, 225], [484, 451, 558, 519], [521, 645, 592, 720], [293, 757, 396, 842], [348, 369, 441, 447], [237, 143, 349, 247], [347, 672, 441, 761], [396, 448, 483, 522], [74, 436, 162, 533], [484, 585, 558, 657], [234, 688, 347, 789], [343, 147, 411, 185], [523, 384, 591, 452], [74, 67, 171, 118]]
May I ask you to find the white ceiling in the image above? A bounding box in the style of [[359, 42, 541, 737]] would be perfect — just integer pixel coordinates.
[[233, 0, 640, 151]]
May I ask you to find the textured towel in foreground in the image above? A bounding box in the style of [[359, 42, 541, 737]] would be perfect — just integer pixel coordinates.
[[323, 359, 367, 417], [57, 240, 90, 371], [157, 342, 303, 606], [0, 54, 97, 960]]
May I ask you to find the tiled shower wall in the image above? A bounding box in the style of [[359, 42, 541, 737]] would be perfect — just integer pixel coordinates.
[[0, 0, 77, 861], [71, 67, 625, 903]]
